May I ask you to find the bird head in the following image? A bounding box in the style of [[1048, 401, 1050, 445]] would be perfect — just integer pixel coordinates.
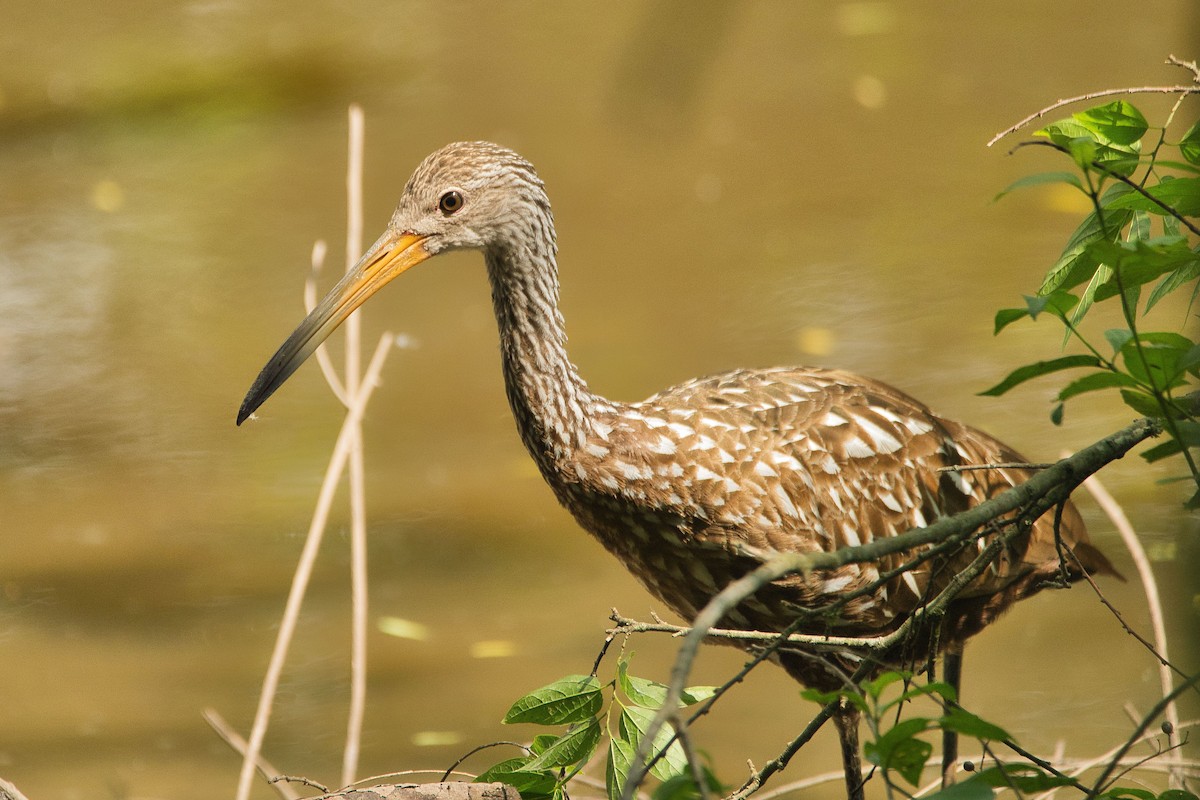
[[236, 141, 550, 425]]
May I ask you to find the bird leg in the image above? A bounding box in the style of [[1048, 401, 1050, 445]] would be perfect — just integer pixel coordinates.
[[941, 648, 963, 788], [833, 700, 865, 800]]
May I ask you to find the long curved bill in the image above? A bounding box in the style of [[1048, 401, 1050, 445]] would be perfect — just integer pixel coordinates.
[[237, 230, 431, 425]]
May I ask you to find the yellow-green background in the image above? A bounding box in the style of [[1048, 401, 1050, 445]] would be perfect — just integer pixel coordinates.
[[1, 3, 1196, 798]]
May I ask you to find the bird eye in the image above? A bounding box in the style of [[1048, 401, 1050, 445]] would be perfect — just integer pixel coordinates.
[[438, 190, 464, 215]]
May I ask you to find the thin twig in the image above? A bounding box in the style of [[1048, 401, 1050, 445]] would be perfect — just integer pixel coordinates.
[[1089, 673, 1200, 797], [672, 719, 711, 800], [1167, 54, 1200, 83], [988, 84, 1200, 147], [725, 683, 875, 800], [270, 775, 329, 792], [440, 741, 532, 782], [234, 334, 395, 800], [204, 708, 303, 800], [342, 101, 370, 790], [306, 239, 349, 406], [938, 462, 1054, 472], [1080, 469, 1183, 787], [1062, 538, 1190, 683]]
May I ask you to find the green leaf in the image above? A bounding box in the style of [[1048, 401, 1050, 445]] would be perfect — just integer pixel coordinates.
[[1142, 422, 1200, 462], [620, 705, 689, 781], [979, 355, 1103, 396], [503, 675, 604, 725], [1086, 237, 1200, 305], [652, 767, 726, 800], [606, 737, 636, 800], [993, 307, 1029, 334], [618, 659, 669, 708], [1071, 260, 1112, 325], [1120, 389, 1167, 417], [1146, 256, 1200, 312], [1180, 119, 1200, 166], [1026, 290, 1079, 319], [1038, 187, 1135, 294], [972, 764, 1076, 791], [1157, 790, 1200, 800], [681, 685, 718, 705], [1153, 158, 1200, 175], [616, 659, 715, 708], [1066, 136, 1100, 170], [1108, 177, 1200, 216], [1051, 402, 1065, 425], [864, 670, 912, 700], [530, 734, 558, 756], [1186, 487, 1200, 510], [1141, 438, 1184, 462], [1105, 328, 1135, 354], [1073, 101, 1149, 146], [476, 758, 558, 799], [1035, 116, 1142, 176], [1120, 331, 1195, 388], [993, 171, 1083, 201], [800, 686, 868, 713], [920, 775, 996, 800], [1058, 371, 1141, 401], [880, 680, 959, 713], [939, 707, 1010, 740], [524, 718, 603, 770], [1036, 118, 1096, 144], [865, 721, 934, 786], [1101, 789, 1158, 800], [1128, 208, 1153, 242]]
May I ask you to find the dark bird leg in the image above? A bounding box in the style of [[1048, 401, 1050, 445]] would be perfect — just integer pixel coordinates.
[[941, 648, 964, 788], [834, 700, 865, 800]]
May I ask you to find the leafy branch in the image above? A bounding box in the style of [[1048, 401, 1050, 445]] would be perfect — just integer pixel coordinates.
[[985, 72, 1200, 505]]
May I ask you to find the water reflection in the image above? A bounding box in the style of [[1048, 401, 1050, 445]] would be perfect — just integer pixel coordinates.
[[0, 3, 1196, 799]]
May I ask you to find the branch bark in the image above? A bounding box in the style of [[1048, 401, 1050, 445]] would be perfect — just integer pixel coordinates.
[[311, 783, 519, 800]]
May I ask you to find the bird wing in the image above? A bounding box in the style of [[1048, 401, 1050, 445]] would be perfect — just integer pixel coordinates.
[[589, 366, 1099, 633]]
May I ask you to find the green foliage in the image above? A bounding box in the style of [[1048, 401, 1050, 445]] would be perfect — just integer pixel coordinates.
[[475, 657, 721, 800], [804, 671, 1015, 792], [502, 675, 604, 725], [1100, 790, 1200, 800], [990, 98, 1200, 504]]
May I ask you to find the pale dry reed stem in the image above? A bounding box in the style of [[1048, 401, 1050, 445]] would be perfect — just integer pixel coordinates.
[[305, 239, 349, 405], [235, 334, 394, 800], [343, 102, 370, 789], [205, 708, 302, 800]]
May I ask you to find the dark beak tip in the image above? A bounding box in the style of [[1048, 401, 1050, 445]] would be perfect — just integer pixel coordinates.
[[236, 393, 261, 426]]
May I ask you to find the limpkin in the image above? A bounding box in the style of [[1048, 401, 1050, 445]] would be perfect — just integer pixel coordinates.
[[238, 141, 1116, 799]]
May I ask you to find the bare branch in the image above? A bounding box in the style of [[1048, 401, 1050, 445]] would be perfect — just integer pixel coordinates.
[[989, 84, 1200, 146], [204, 708, 302, 800], [0, 778, 31, 800], [311, 783, 519, 800]]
